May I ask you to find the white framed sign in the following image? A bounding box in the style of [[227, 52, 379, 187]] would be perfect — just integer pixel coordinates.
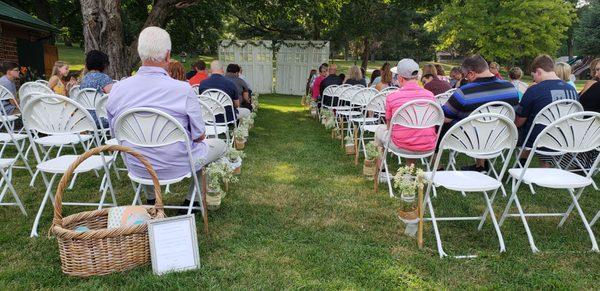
[[148, 215, 200, 275]]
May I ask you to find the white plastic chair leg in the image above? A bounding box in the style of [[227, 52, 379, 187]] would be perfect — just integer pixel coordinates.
[[30, 173, 58, 237], [0, 167, 26, 216], [501, 186, 539, 253], [590, 211, 599, 226], [131, 183, 142, 205], [425, 193, 448, 258], [482, 190, 505, 252], [383, 155, 394, 198], [567, 190, 599, 252], [558, 188, 580, 227]]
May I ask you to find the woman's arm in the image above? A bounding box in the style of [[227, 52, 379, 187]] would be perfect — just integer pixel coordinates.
[[48, 76, 59, 91]]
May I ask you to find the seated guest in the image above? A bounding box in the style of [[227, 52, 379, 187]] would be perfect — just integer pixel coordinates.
[[311, 63, 328, 101], [489, 61, 503, 79], [375, 58, 437, 165], [80, 50, 113, 94], [48, 61, 76, 96], [185, 60, 201, 80], [199, 60, 249, 121], [515, 54, 579, 168], [508, 67, 528, 99], [107, 26, 222, 210], [582, 58, 600, 94], [0, 61, 20, 114], [344, 65, 367, 86], [319, 63, 343, 106], [225, 63, 253, 112], [306, 69, 317, 96], [442, 54, 519, 171], [555, 62, 577, 89], [361, 67, 369, 85], [449, 66, 464, 88], [188, 60, 208, 86], [168, 60, 186, 81], [435, 64, 450, 83], [580, 60, 600, 100], [375, 63, 393, 91], [369, 69, 381, 87], [422, 68, 451, 95]]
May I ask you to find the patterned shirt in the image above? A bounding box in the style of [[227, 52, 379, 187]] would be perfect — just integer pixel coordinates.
[[80, 71, 113, 93]]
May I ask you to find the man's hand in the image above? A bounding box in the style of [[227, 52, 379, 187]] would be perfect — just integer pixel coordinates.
[[194, 133, 206, 143]]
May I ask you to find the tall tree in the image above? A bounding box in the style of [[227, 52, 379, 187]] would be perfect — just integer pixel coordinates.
[[574, 0, 600, 57], [79, 0, 199, 78], [426, 0, 575, 65]]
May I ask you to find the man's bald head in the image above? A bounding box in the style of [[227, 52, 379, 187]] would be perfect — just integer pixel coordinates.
[[210, 60, 224, 74]]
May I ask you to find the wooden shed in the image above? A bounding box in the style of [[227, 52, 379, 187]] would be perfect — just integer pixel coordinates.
[[0, 1, 59, 79]]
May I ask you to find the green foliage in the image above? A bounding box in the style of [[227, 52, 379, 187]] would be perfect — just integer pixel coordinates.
[[574, 0, 600, 56], [364, 141, 380, 161], [226, 147, 246, 162], [392, 164, 424, 197], [427, 0, 575, 63]]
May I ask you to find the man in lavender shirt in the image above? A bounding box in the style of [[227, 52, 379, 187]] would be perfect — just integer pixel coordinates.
[[107, 26, 226, 211]]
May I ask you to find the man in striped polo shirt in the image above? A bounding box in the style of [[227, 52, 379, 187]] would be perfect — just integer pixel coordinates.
[[442, 55, 520, 171]]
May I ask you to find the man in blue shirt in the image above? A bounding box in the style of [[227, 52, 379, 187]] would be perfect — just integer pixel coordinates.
[[515, 54, 579, 167], [199, 60, 247, 122]]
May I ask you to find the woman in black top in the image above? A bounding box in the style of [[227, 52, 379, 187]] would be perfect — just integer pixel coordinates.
[[344, 65, 367, 86], [579, 81, 600, 112]]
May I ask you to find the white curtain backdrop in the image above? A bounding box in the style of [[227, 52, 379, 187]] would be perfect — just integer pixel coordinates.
[[275, 41, 330, 96], [218, 40, 274, 94]]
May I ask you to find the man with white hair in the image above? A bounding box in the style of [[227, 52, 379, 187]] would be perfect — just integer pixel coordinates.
[[107, 26, 225, 215], [199, 60, 251, 122]]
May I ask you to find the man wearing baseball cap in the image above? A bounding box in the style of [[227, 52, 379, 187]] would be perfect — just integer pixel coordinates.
[[374, 58, 438, 166]]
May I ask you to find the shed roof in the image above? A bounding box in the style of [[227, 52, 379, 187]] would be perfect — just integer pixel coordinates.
[[0, 1, 59, 33]]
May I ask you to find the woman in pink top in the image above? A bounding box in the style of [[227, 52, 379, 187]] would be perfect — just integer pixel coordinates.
[[375, 59, 437, 165], [311, 63, 329, 101]]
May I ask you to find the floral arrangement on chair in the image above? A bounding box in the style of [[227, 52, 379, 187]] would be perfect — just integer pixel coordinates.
[[233, 125, 248, 150], [225, 147, 245, 174], [206, 160, 239, 210], [363, 141, 380, 178]]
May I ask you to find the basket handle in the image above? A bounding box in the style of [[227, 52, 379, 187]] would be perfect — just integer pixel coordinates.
[[52, 144, 164, 227]]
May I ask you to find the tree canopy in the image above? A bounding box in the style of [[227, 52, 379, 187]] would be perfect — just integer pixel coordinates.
[[574, 0, 600, 56]]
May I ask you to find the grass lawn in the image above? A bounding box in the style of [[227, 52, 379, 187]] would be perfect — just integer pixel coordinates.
[[0, 95, 599, 288]]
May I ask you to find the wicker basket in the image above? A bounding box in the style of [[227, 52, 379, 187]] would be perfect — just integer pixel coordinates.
[[50, 145, 166, 277]]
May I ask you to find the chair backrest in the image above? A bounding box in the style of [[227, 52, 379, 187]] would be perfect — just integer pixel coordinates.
[[18, 81, 53, 98], [197, 99, 221, 137], [69, 85, 80, 98], [323, 85, 338, 98], [113, 107, 189, 148], [532, 99, 583, 126], [390, 99, 445, 129], [35, 79, 49, 86], [0, 85, 15, 102], [470, 101, 516, 121], [95, 94, 109, 119], [74, 88, 103, 109], [198, 94, 227, 124], [533, 111, 600, 154], [202, 88, 233, 107], [434, 89, 454, 106], [338, 86, 362, 103], [439, 113, 518, 158], [22, 94, 96, 135], [380, 86, 399, 95], [192, 84, 200, 95], [365, 93, 386, 115], [352, 88, 379, 107]]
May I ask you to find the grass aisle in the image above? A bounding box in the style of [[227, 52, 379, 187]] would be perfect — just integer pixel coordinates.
[[0, 94, 599, 288]]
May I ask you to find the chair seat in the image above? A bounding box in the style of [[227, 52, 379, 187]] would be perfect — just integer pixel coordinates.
[[332, 106, 351, 111], [129, 172, 191, 186], [508, 168, 592, 189], [35, 134, 93, 146], [205, 126, 228, 136], [0, 115, 19, 123], [425, 171, 502, 192], [350, 117, 379, 123], [0, 133, 27, 142], [105, 138, 118, 146], [362, 124, 380, 132], [37, 155, 114, 174], [387, 142, 434, 158], [337, 111, 362, 116]]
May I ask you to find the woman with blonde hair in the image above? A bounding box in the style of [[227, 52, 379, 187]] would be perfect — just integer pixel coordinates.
[[344, 65, 366, 86], [167, 60, 186, 81], [375, 63, 393, 91], [555, 62, 576, 89], [48, 61, 75, 96]]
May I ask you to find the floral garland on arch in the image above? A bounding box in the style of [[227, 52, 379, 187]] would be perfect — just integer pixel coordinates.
[[219, 40, 273, 49], [219, 40, 329, 50]]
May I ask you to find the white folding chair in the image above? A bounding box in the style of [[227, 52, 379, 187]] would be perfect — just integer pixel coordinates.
[[349, 88, 380, 163], [591, 211, 599, 227], [198, 94, 230, 144], [202, 88, 237, 121], [500, 111, 600, 253], [356, 93, 386, 163], [35, 79, 49, 86], [94, 94, 124, 191], [434, 88, 456, 106], [18, 81, 53, 98], [23, 94, 115, 237], [0, 85, 33, 177], [380, 86, 399, 95], [334, 86, 363, 141], [424, 113, 518, 258], [379, 100, 445, 198], [320, 85, 339, 115], [192, 84, 200, 95], [511, 99, 584, 193], [68, 85, 80, 98], [113, 107, 209, 232]]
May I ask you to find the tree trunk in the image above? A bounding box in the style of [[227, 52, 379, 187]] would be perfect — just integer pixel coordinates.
[[80, 0, 196, 78], [361, 37, 369, 70], [344, 42, 349, 61], [80, 0, 129, 78]]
